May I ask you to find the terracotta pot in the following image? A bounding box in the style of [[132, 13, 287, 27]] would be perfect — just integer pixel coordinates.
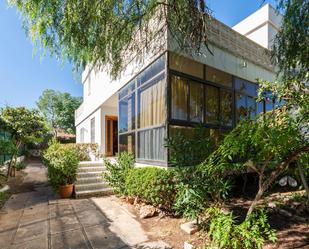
[[59, 184, 74, 198]]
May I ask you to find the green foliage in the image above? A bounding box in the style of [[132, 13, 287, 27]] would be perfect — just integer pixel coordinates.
[[125, 167, 177, 210], [64, 143, 99, 161], [15, 161, 26, 171], [0, 137, 16, 164], [43, 139, 79, 190], [273, 0, 309, 84], [202, 207, 276, 249], [0, 191, 10, 209], [103, 152, 135, 195], [9, 0, 212, 78], [37, 89, 82, 134], [166, 125, 213, 167], [1, 107, 48, 146]]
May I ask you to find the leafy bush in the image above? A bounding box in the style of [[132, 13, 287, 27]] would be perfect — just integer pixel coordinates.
[[64, 143, 99, 161], [202, 207, 276, 249], [43, 140, 79, 190], [0, 191, 10, 209], [103, 152, 135, 195], [166, 125, 213, 167], [125, 167, 176, 210], [16, 161, 26, 171]]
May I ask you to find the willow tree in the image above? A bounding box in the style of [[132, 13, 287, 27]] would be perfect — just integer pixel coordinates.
[[9, 0, 212, 78]]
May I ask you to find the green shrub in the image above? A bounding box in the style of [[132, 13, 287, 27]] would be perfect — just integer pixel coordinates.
[[103, 152, 135, 195], [16, 161, 26, 171], [202, 207, 276, 249], [43, 140, 79, 190], [0, 191, 10, 209], [64, 143, 98, 161], [125, 167, 176, 210]]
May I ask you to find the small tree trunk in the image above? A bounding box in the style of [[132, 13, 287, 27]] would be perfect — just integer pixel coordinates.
[[298, 162, 309, 200], [247, 185, 266, 217]]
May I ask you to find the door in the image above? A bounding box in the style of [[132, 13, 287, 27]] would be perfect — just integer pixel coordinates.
[[105, 116, 118, 156]]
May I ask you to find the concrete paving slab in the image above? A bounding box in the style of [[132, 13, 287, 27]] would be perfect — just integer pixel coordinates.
[[11, 236, 48, 249], [50, 228, 89, 249], [49, 204, 74, 218], [50, 214, 81, 234], [14, 220, 47, 244], [85, 224, 128, 249], [71, 199, 97, 212], [76, 209, 109, 227], [0, 229, 14, 249]]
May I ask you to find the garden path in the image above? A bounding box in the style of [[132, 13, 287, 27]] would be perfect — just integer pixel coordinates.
[[0, 160, 170, 249]]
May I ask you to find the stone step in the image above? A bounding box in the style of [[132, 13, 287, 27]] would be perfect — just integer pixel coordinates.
[[75, 176, 103, 184], [77, 167, 106, 173], [78, 161, 104, 167], [77, 171, 103, 179], [75, 182, 109, 191], [75, 187, 113, 198]]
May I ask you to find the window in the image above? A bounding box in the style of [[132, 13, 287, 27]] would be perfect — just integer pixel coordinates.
[[88, 75, 92, 96], [205, 85, 220, 124], [119, 93, 135, 133], [189, 81, 203, 122], [169, 53, 204, 79], [138, 127, 166, 161], [80, 128, 84, 143], [235, 78, 259, 122], [119, 133, 135, 154], [171, 75, 188, 120], [138, 73, 165, 128], [206, 66, 232, 87], [90, 118, 95, 143], [137, 56, 165, 86], [220, 90, 233, 126]]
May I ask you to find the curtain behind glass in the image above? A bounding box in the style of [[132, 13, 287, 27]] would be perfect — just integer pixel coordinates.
[[139, 79, 165, 128], [171, 76, 188, 120]]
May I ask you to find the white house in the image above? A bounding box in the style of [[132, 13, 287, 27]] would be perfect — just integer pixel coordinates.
[[75, 4, 281, 167]]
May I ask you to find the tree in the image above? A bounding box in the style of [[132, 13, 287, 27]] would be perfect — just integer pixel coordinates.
[[36, 89, 82, 135], [8, 0, 212, 78], [0, 107, 48, 177]]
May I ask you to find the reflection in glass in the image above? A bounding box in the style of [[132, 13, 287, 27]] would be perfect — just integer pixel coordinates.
[[189, 81, 203, 122], [119, 93, 135, 133], [171, 76, 188, 120], [206, 66, 232, 87], [220, 90, 233, 126], [205, 86, 219, 124], [138, 75, 165, 128], [119, 133, 135, 154]]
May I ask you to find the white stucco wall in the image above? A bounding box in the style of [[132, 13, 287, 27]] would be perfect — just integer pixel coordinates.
[[233, 4, 281, 49]]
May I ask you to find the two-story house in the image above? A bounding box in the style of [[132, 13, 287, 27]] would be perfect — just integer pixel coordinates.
[[75, 4, 281, 167]]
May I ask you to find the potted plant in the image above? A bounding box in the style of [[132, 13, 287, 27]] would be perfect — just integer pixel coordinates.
[[43, 140, 79, 198]]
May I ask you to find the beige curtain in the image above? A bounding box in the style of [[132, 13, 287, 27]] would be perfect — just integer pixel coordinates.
[[171, 76, 188, 120], [139, 79, 165, 128]]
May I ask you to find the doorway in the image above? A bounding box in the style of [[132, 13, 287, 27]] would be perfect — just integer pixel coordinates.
[[105, 116, 118, 156]]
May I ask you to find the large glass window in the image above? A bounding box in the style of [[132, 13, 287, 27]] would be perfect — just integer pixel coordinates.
[[171, 75, 188, 120], [205, 85, 219, 124], [169, 53, 204, 79], [138, 127, 166, 161], [138, 73, 165, 128], [220, 90, 233, 126], [189, 81, 203, 122], [119, 93, 135, 133], [206, 66, 232, 87], [119, 133, 135, 154]]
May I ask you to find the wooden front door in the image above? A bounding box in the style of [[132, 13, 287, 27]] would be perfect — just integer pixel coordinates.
[[105, 116, 118, 156]]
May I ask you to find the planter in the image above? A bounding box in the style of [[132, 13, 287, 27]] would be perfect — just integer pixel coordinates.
[[59, 184, 74, 198]]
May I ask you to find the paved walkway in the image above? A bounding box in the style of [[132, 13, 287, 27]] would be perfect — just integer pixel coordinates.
[[0, 161, 170, 249]]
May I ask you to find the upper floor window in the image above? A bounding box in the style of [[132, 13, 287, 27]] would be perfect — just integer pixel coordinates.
[[88, 75, 92, 96], [206, 66, 233, 88]]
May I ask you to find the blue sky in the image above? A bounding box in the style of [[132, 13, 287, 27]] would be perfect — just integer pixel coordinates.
[[0, 0, 278, 108]]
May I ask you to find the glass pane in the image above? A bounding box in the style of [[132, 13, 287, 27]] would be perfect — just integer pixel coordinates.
[[189, 81, 203, 122], [236, 93, 247, 122], [138, 75, 165, 128], [169, 53, 204, 79], [220, 90, 233, 126], [119, 93, 135, 133], [119, 81, 135, 99], [247, 96, 257, 118], [119, 133, 135, 155], [206, 66, 232, 87], [169, 126, 195, 139], [138, 127, 166, 161], [265, 98, 273, 112], [205, 85, 219, 124], [235, 78, 257, 96], [257, 101, 264, 114], [91, 118, 95, 143], [137, 55, 165, 86], [171, 75, 188, 120]]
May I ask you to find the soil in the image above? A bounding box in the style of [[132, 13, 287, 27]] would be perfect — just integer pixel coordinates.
[[116, 190, 309, 249]]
